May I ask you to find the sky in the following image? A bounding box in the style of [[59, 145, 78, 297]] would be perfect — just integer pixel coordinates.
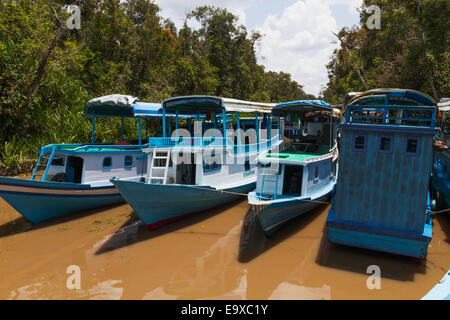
[[154, 0, 363, 97]]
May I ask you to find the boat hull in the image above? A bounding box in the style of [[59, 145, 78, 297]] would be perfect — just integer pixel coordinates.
[[0, 177, 123, 223], [326, 207, 432, 259], [248, 192, 330, 237], [111, 179, 256, 229]]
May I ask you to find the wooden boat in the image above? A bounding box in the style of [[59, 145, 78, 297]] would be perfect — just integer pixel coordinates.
[[326, 89, 438, 258], [430, 98, 450, 211], [0, 94, 184, 223], [246, 100, 340, 236], [110, 95, 281, 229], [422, 270, 450, 300]]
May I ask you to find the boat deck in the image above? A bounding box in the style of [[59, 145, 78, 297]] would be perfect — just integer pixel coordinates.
[[262, 146, 330, 163]]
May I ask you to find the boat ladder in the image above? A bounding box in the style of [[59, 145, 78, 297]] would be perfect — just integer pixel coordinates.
[[31, 147, 56, 181], [149, 148, 171, 184], [259, 164, 279, 200]]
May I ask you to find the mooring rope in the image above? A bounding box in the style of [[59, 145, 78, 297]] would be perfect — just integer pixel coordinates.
[[429, 208, 450, 216]]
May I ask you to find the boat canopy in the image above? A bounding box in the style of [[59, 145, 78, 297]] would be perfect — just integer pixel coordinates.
[[85, 94, 193, 118], [438, 98, 450, 111], [345, 89, 436, 110], [272, 100, 337, 116], [163, 95, 275, 114]]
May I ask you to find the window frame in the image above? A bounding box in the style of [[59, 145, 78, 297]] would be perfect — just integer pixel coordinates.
[[124, 155, 133, 168], [378, 135, 394, 154], [352, 133, 368, 152], [102, 156, 112, 169], [404, 136, 420, 156]]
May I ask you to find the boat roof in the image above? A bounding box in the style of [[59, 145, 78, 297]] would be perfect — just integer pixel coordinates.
[[345, 89, 436, 110], [85, 94, 193, 118], [162, 95, 275, 114], [273, 100, 339, 117], [438, 98, 450, 111]]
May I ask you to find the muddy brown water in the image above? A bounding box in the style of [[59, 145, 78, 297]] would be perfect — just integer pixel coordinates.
[[0, 195, 449, 300]]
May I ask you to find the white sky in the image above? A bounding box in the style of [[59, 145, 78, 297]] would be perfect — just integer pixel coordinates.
[[155, 0, 363, 97]]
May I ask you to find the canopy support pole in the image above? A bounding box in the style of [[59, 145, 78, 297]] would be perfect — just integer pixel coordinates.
[[223, 108, 227, 146], [163, 107, 166, 139], [121, 116, 124, 142], [176, 109, 179, 133], [255, 112, 260, 152], [138, 117, 142, 145], [236, 112, 241, 153], [91, 113, 95, 144]]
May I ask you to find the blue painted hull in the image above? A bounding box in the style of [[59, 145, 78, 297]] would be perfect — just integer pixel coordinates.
[[326, 207, 432, 259], [0, 177, 123, 223], [249, 192, 330, 237], [111, 179, 256, 228]]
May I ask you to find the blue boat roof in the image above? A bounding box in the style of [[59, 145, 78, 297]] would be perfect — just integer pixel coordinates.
[[273, 100, 333, 114], [85, 95, 194, 118], [346, 89, 436, 108], [163, 95, 275, 114]]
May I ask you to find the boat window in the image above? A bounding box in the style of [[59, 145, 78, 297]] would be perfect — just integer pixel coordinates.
[[314, 166, 319, 179], [245, 159, 250, 171], [103, 157, 112, 168], [51, 157, 65, 166], [353, 134, 367, 152], [378, 135, 393, 154], [405, 138, 419, 155], [124, 155, 133, 167], [203, 151, 221, 172]]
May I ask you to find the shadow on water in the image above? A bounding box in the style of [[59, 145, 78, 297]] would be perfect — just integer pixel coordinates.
[[435, 213, 450, 244], [238, 203, 326, 263], [315, 227, 427, 282], [95, 199, 244, 255], [0, 203, 125, 238]]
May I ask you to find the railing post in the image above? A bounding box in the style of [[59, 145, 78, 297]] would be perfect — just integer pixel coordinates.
[[236, 112, 241, 153], [42, 147, 56, 181], [255, 112, 260, 152], [222, 108, 227, 147], [138, 117, 142, 145]]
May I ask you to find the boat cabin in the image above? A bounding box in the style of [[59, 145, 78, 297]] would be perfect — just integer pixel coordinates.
[[141, 96, 281, 188], [254, 100, 340, 201], [30, 95, 185, 186], [327, 89, 438, 258]]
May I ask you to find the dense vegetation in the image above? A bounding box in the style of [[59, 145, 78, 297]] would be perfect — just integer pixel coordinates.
[[322, 0, 449, 104], [0, 0, 313, 174], [0, 0, 449, 175]]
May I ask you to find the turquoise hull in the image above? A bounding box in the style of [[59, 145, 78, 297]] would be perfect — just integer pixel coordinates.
[[249, 192, 330, 237], [0, 177, 123, 223], [326, 206, 432, 259], [111, 179, 256, 228]]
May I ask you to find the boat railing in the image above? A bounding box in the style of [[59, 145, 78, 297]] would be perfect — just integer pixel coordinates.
[[146, 135, 281, 154], [345, 104, 436, 128], [39, 143, 144, 154]]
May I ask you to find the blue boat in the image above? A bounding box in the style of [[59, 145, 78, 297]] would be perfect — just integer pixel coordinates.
[[247, 100, 340, 236], [422, 270, 450, 300], [0, 94, 189, 223], [430, 98, 450, 211], [111, 95, 281, 229], [326, 89, 438, 259]]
